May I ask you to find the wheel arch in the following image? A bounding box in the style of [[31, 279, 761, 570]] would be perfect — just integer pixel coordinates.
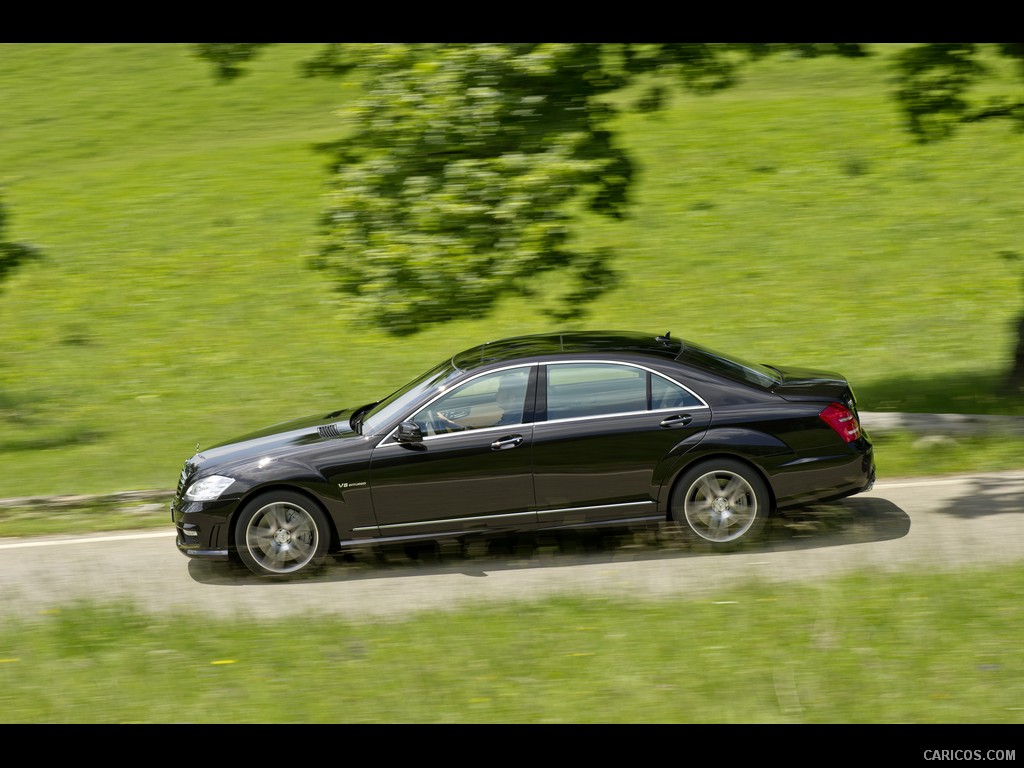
[[661, 451, 778, 522], [227, 483, 340, 554]]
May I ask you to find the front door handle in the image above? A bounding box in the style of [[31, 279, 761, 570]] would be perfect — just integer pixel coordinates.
[[491, 435, 524, 451], [660, 414, 693, 428]]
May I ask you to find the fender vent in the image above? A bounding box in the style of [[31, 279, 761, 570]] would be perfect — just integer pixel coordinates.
[[318, 423, 344, 438]]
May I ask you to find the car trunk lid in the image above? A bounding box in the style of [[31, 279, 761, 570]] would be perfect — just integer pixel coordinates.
[[768, 365, 854, 403]]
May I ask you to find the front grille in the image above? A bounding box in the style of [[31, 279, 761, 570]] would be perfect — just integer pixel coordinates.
[[177, 461, 194, 498]]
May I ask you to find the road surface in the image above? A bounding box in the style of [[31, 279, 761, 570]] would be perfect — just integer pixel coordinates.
[[1, 471, 1022, 621]]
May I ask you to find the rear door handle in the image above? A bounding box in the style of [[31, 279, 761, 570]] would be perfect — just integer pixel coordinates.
[[660, 414, 693, 428], [491, 435, 524, 451]]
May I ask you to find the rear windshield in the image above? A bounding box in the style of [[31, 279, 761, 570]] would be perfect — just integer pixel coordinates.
[[678, 340, 780, 388]]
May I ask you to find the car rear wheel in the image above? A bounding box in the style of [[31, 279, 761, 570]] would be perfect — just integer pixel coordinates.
[[671, 460, 769, 548], [234, 490, 331, 578]]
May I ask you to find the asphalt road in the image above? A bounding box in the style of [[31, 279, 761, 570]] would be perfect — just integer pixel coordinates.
[[2, 471, 1023, 622]]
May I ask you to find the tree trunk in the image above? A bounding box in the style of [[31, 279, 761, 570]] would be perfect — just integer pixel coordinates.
[[1005, 312, 1024, 395]]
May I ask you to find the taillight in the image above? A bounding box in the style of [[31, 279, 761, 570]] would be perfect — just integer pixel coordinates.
[[819, 402, 861, 443]]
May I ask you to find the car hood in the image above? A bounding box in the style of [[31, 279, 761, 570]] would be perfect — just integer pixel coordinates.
[[193, 407, 361, 470], [768, 365, 855, 403]]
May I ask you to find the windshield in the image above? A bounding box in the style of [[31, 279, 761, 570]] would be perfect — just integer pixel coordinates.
[[359, 358, 459, 435], [679, 340, 780, 388]]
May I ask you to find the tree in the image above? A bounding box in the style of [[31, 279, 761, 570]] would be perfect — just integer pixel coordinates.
[[0, 195, 41, 291], [891, 43, 1024, 142], [890, 43, 1024, 393], [307, 43, 633, 335], [192, 43, 271, 82], [194, 43, 866, 335]]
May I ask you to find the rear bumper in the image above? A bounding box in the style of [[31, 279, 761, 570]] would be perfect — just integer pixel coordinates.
[[770, 443, 876, 509]]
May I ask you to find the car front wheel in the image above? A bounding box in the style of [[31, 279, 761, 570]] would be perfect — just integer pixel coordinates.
[[234, 490, 331, 578], [671, 460, 769, 547]]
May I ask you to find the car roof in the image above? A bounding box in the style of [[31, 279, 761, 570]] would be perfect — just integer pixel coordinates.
[[452, 330, 684, 371]]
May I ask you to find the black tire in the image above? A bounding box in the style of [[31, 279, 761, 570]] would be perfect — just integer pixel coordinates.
[[233, 490, 331, 578], [671, 459, 770, 548]]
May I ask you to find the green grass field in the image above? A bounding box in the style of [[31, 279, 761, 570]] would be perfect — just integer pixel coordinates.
[[2, 564, 1021, 724], [1, 43, 1023, 500], [1, 44, 1023, 726]]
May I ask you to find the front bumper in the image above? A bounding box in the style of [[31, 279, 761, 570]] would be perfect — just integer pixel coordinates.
[[171, 494, 239, 560]]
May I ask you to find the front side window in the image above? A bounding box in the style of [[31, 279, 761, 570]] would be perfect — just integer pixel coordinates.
[[546, 362, 702, 420], [412, 367, 532, 436], [361, 359, 458, 435]]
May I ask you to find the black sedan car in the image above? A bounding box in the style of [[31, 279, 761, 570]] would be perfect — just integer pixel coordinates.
[[173, 330, 875, 578]]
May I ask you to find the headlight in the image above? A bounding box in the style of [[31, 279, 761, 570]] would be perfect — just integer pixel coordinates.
[[185, 475, 236, 501]]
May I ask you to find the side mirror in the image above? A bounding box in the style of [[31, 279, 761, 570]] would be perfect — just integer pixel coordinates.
[[394, 421, 424, 443]]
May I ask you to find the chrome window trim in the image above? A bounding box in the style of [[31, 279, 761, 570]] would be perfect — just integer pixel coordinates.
[[535, 407, 701, 428], [543, 359, 708, 423], [378, 358, 708, 445], [376, 421, 535, 449]]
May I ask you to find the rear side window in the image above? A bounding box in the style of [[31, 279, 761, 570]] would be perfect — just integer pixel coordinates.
[[650, 374, 701, 409], [546, 363, 701, 420]]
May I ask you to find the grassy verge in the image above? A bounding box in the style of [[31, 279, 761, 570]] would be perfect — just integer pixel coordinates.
[[1, 564, 1021, 723]]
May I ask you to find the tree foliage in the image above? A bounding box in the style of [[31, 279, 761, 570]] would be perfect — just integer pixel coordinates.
[[192, 44, 271, 82], [310, 43, 640, 334], [194, 43, 872, 334], [892, 43, 1024, 142]]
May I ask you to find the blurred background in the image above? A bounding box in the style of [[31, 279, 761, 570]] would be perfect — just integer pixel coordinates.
[[1, 43, 1022, 500]]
